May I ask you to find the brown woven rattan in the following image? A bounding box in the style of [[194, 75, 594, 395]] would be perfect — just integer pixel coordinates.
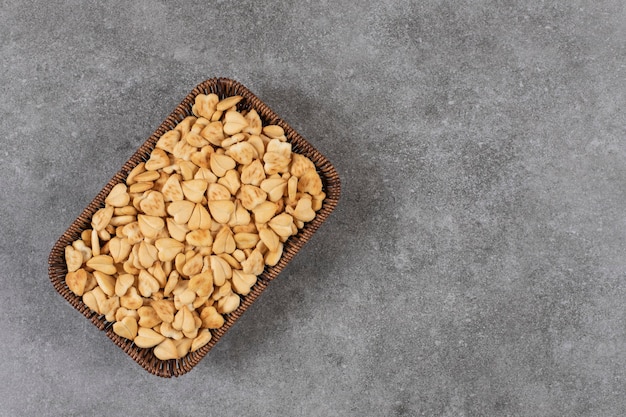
[[48, 78, 340, 377]]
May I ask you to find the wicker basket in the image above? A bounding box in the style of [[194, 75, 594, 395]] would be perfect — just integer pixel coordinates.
[[48, 78, 340, 377]]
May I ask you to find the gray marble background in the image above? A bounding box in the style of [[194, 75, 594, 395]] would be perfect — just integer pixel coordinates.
[[1, 0, 625, 416]]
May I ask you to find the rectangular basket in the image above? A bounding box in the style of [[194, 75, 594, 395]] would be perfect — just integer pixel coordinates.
[[48, 78, 340, 377]]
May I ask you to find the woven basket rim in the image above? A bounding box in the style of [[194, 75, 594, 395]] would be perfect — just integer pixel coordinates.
[[47, 77, 340, 377]]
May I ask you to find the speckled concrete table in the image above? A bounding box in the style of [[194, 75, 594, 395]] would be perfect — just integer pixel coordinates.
[[1, 1, 625, 416]]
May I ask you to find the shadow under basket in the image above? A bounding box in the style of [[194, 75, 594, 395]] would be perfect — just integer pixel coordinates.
[[48, 78, 340, 377]]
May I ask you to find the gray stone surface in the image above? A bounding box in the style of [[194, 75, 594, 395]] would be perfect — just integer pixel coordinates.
[[1, 0, 625, 415]]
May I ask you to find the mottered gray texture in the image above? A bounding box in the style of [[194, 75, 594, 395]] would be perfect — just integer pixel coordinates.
[[1, 0, 625, 416]]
